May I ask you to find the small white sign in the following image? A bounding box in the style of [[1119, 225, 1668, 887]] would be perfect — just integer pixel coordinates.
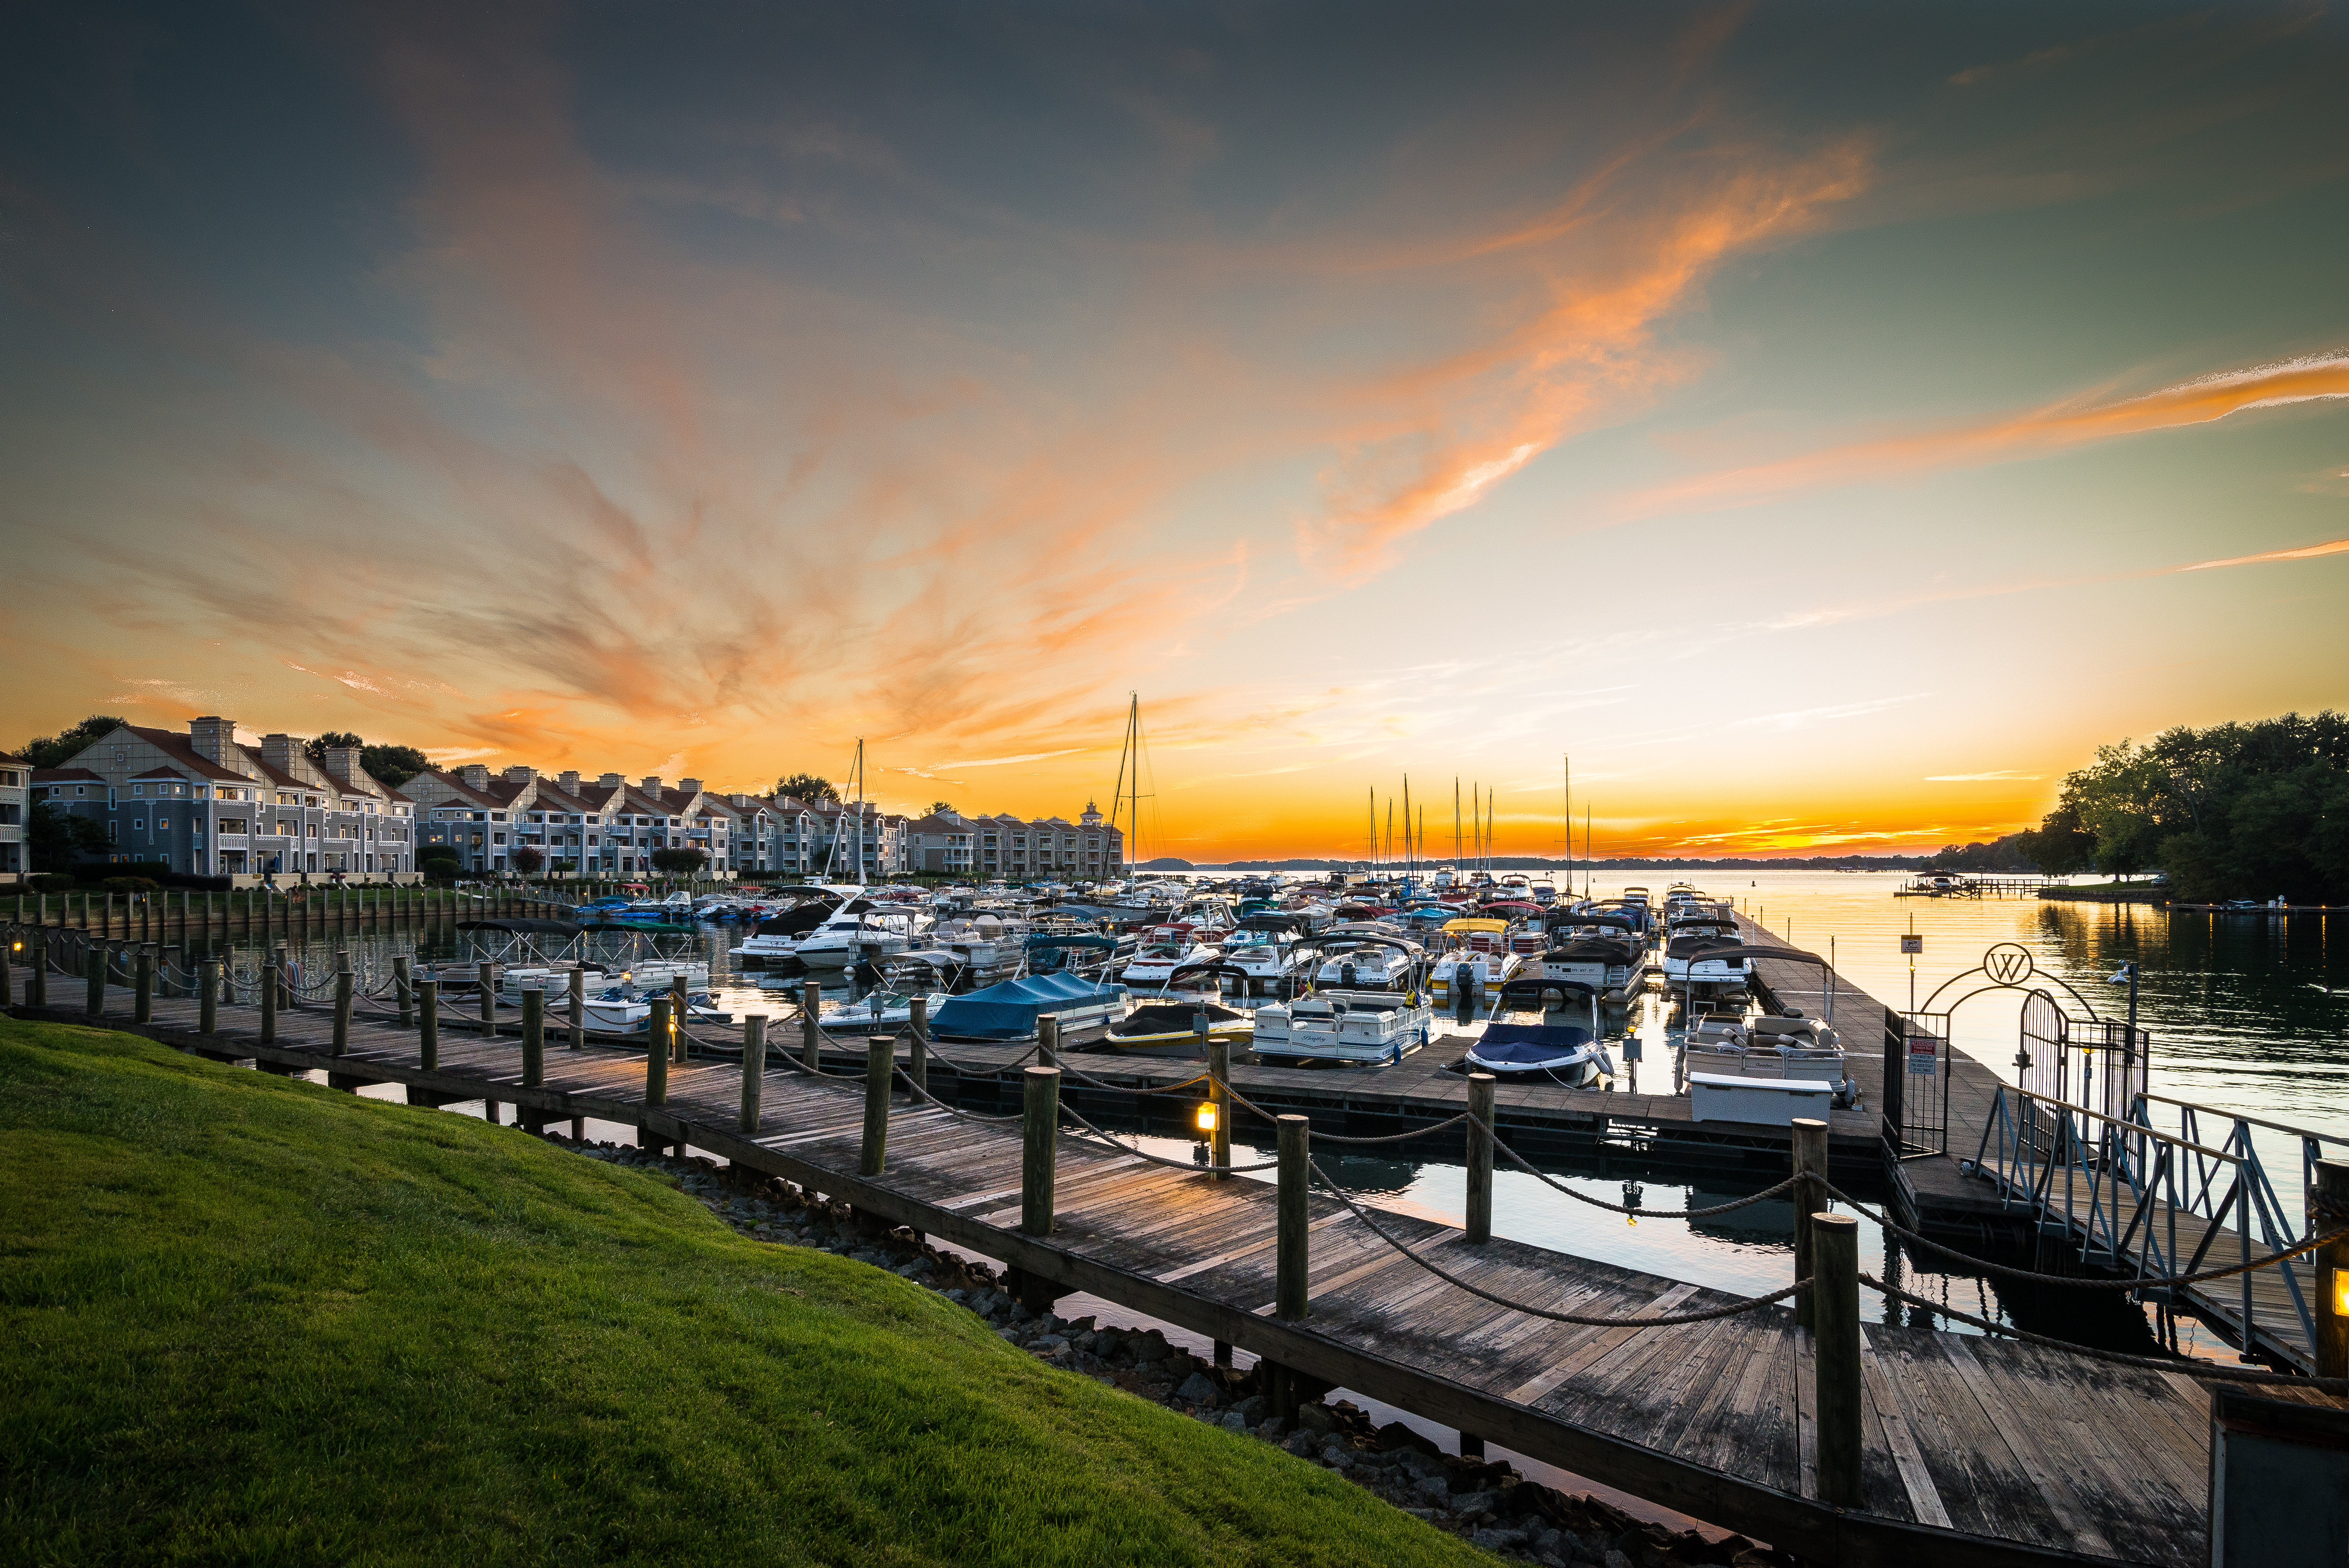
[[1900, 934, 1923, 954], [1907, 1038, 1938, 1075]]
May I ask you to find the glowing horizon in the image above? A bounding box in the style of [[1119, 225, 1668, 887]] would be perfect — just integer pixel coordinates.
[[4, 4, 2345, 862]]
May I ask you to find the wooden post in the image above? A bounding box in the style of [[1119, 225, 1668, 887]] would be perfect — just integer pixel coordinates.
[[1207, 1033, 1232, 1176], [418, 978, 439, 1071], [861, 1035, 892, 1176], [645, 997, 671, 1107], [333, 949, 353, 1056], [1038, 1012, 1060, 1068], [2315, 1160, 2349, 1380], [200, 959, 220, 1034], [271, 941, 288, 1015], [802, 978, 822, 1071], [134, 945, 154, 1023], [887, 990, 921, 1096], [568, 966, 585, 1050], [394, 955, 413, 1028], [475, 960, 494, 1039], [1792, 1117, 1829, 1331], [1277, 1114, 1311, 1321], [1021, 1065, 1060, 1237], [86, 944, 105, 1016], [522, 988, 544, 1088], [1466, 1072, 1494, 1243], [670, 973, 689, 1063], [260, 948, 278, 1044], [1813, 1211, 1862, 1508], [739, 1015, 766, 1132], [28, 930, 44, 1009]]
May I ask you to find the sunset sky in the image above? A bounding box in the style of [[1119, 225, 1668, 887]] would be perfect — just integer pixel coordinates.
[[5, 3, 2345, 861]]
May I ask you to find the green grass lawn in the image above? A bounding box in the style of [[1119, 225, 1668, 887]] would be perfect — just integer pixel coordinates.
[[0, 1017, 1494, 1567]]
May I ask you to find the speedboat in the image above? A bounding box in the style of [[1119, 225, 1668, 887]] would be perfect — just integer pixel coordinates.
[[1250, 990, 1431, 1066], [1460, 1021, 1614, 1088], [1217, 936, 1315, 995], [1429, 944, 1524, 1004], [844, 986, 951, 1031], [1312, 935, 1422, 991], [1120, 941, 1219, 988], [794, 906, 923, 967], [1101, 1000, 1255, 1056]]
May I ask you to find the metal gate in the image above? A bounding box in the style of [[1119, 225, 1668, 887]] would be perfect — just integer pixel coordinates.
[[2017, 988, 2068, 1103], [1885, 1009, 1950, 1158]]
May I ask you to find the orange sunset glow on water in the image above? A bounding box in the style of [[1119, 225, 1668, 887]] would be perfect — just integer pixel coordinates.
[[5, 4, 2346, 861]]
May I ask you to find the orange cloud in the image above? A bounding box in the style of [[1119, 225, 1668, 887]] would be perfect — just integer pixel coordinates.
[[1624, 352, 2349, 516]]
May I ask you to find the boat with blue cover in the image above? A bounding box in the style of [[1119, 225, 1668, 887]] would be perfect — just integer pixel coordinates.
[[929, 972, 1129, 1042]]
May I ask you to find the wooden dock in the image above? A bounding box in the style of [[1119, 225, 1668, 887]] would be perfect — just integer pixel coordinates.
[[8, 973, 2279, 1568], [1738, 922, 2320, 1372]]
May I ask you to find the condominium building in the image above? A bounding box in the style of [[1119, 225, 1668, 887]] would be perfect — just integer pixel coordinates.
[[0, 751, 25, 879]]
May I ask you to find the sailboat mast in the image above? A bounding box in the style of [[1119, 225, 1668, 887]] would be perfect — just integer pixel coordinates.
[[1563, 752, 1571, 899], [1586, 805, 1593, 899], [1453, 778, 1461, 870], [1402, 775, 1411, 881]]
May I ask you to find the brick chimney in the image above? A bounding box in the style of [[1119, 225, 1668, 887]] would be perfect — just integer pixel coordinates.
[[261, 733, 302, 780], [559, 771, 581, 792], [503, 765, 536, 783], [460, 764, 491, 791], [640, 775, 665, 795], [189, 716, 236, 766], [598, 773, 624, 788], [678, 778, 703, 796], [728, 793, 749, 807], [322, 747, 369, 790]]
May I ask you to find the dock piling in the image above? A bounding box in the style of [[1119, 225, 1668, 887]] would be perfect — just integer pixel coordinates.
[[199, 960, 219, 1035], [1466, 1073, 1495, 1243], [1813, 1211, 1862, 1508], [861, 1035, 891, 1176], [260, 950, 277, 1044], [646, 998, 671, 1108], [801, 979, 822, 1071], [1039, 1014, 1060, 1069], [739, 1016, 766, 1133], [134, 946, 154, 1023], [28, 930, 44, 1009], [521, 989, 544, 1089], [1207, 1033, 1232, 1176], [908, 998, 929, 1098], [1792, 1117, 1828, 1330], [1021, 1066, 1060, 1237], [478, 961, 495, 1039], [670, 974, 688, 1062], [418, 978, 438, 1070], [568, 966, 585, 1050], [394, 955, 412, 1028], [86, 944, 105, 1017], [1277, 1114, 1310, 1321], [332, 950, 353, 1055]]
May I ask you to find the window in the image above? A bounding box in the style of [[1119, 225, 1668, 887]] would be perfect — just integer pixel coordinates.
[[133, 819, 145, 831], [156, 819, 168, 831], [132, 784, 145, 797]]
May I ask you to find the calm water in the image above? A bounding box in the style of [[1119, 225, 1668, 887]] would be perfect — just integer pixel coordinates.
[[181, 869, 2345, 1354]]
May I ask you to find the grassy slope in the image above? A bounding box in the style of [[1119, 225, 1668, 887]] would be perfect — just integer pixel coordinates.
[[0, 1018, 1492, 1567]]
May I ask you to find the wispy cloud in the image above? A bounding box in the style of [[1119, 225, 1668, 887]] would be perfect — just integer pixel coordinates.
[[1622, 353, 2349, 517], [1731, 693, 1929, 731], [2178, 534, 2349, 572], [1925, 770, 2043, 782]]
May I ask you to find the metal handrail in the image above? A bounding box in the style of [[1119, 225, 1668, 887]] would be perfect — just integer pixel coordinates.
[[2133, 1090, 2349, 1148], [1996, 1083, 2240, 1162]]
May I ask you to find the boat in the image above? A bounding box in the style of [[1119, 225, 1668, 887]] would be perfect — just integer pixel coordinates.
[[1249, 990, 1431, 1066], [1311, 934, 1422, 991], [929, 973, 1130, 1042], [1429, 918, 1524, 1002], [1529, 912, 1650, 1002], [1460, 1020, 1613, 1088], [1216, 934, 1315, 996], [1119, 940, 1221, 988], [1100, 1000, 1255, 1056], [841, 985, 951, 1031], [793, 903, 926, 967], [1683, 1009, 1855, 1106]]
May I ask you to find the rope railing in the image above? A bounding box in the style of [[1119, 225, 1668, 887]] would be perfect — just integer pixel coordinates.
[[1308, 1153, 1809, 1327], [1494, 1137, 1805, 1218], [1862, 1273, 2349, 1394]]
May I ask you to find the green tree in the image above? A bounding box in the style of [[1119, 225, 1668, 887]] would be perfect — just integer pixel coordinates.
[[651, 847, 708, 874], [27, 801, 109, 871], [929, 801, 955, 816], [510, 846, 545, 876], [303, 732, 365, 761], [361, 745, 432, 789], [20, 716, 127, 769], [775, 773, 836, 802]]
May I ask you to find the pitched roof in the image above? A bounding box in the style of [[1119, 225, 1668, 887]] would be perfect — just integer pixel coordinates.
[[130, 767, 191, 781], [119, 724, 252, 783], [34, 767, 105, 782]]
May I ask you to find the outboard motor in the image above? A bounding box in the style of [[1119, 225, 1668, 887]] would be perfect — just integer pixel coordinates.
[[1453, 969, 1476, 1026], [1340, 962, 1358, 989]]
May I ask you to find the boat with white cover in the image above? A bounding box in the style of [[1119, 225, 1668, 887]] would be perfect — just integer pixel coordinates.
[[1250, 989, 1431, 1066]]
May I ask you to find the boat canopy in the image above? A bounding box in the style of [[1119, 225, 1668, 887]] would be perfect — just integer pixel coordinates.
[[456, 918, 583, 936], [930, 973, 1125, 1041], [1442, 917, 1510, 935], [753, 902, 839, 937], [1026, 931, 1118, 951], [577, 920, 697, 934], [1465, 1022, 1597, 1069]]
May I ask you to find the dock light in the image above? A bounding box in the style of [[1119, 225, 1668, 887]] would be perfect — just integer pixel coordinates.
[[1195, 1101, 1218, 1135], [2335, 1269, 2349, 1320]]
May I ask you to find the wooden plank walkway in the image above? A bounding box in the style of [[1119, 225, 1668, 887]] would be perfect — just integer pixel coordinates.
[[12, 982, 2244, 1568], [1738, 923, 2318, 1372]]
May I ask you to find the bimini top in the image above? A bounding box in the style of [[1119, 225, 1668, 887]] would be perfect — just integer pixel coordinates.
[[1463, 1022, 1598, 1070], [1442, 917, 1511, 935], [930, 972, 1125, 1041], [456, 917, 583, 936]]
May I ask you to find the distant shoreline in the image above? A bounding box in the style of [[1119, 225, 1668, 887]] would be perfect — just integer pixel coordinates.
[[1144, 855, 1945, 873]]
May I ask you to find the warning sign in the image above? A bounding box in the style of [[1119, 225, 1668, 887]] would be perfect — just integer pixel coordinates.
[[1900, 935, 1923, 954], [1907, 1037, 1939, 1076]]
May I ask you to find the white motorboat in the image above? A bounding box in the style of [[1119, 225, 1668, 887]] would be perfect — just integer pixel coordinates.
[[1217, 935, 1315, 995], [1460, 1020, 1614, 1088], [1120, 941, 1220, 988], [794, 907, 925, 967], [1250, 989, 1430, 1066], [1429, 947, 1524, 1003], [1311, 935, 1421, 991]]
